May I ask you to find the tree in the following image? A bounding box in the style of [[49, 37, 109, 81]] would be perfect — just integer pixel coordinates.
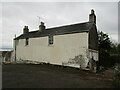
[[97, 31, 112, 67], [117, 44, 120, 54], [98, 31, 112, 52], [110, 43, 118, 54]]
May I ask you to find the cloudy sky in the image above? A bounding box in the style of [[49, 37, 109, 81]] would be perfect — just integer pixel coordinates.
[[0, 1, 119, 49]]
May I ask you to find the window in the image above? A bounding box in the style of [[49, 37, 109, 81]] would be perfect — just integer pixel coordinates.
[[25, 38, 29, 46], [48, 35, 53, 45]]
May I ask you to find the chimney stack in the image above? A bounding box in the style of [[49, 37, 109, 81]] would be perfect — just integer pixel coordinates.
[[89, 9, 96, 24], [23, 26, 29, 34], [39, 22, 45, 32]]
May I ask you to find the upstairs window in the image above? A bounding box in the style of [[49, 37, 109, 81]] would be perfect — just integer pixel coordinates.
[[48, 35, 53, 45], [25, 38, 29, 46]]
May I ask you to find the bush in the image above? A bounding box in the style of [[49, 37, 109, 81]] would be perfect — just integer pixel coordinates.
[[113, 63, 120, 88]]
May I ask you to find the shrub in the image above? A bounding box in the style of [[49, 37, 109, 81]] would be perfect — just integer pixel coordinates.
[[113, 63, 120, 88]]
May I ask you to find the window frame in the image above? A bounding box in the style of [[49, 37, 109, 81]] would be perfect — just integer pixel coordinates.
[[48, 35, 54, 46]]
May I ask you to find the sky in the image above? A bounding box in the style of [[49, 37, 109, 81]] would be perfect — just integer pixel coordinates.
[[0, 0, 119, 49]]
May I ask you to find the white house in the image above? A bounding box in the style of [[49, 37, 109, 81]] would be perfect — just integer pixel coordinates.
[[14, 9, 98, 70]]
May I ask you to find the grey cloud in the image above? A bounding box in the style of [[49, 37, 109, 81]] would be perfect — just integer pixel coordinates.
[[1, 2, 118, 48]]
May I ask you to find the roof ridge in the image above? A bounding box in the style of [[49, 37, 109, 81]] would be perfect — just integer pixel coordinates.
[[26, 22, 93, 33], [46, 21, 91, 30]]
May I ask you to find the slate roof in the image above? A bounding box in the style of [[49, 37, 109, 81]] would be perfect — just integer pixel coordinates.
[[14, 22, 95, 40]]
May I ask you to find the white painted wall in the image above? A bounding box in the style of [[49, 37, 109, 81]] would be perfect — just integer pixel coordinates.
[[14, 32, 98, 69], [15, 32, 90, 68]]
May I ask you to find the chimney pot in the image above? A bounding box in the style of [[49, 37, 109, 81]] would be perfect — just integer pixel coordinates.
[[91, 9, 94, 14], [39, 22, 45, 32], [89, 9, 96, 24], [23, 26, 29, 34]]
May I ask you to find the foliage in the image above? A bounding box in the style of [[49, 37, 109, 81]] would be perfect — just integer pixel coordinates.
[[98, 31, 112, 51], [113, 64, 120, 88], [98, 31, 120, 67], [98, 31, 112, 67], [98, 31, 120, 88], [117, 44, 120, 54]]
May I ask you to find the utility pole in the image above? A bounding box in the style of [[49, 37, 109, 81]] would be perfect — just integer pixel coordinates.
[[14, 34, 16, 62]]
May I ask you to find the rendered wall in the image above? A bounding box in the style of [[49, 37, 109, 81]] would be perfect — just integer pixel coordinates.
[[15, 32, 90, 68]]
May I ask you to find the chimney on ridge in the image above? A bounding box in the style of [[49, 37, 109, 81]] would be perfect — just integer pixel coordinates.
[[23, 26, 29, 34], [39, 22, 46, 32], [89, 9, 96, 24]]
